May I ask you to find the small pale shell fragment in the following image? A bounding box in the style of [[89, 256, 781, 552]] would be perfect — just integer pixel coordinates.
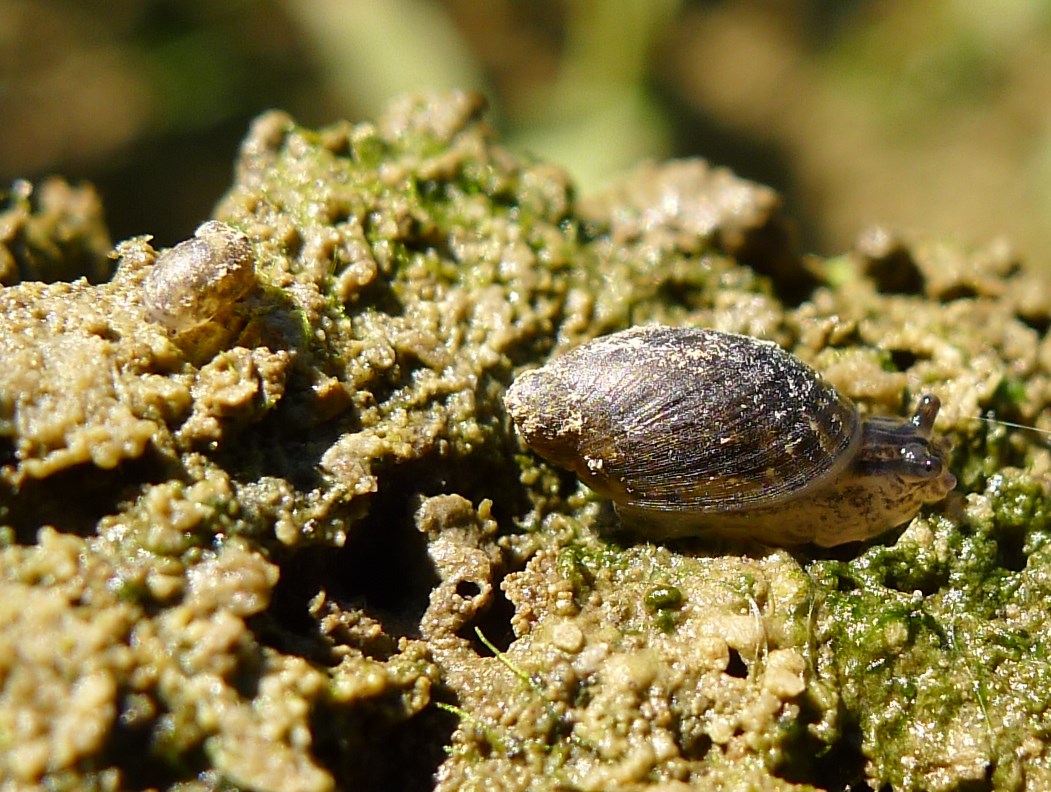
[[142, 220, 256, 334]]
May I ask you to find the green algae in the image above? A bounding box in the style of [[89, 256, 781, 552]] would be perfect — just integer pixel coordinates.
[[1, 91, 1051, 790], [811, 472, 1051, 791]]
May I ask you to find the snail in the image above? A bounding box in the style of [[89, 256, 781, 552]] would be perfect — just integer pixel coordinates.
[[504, 325, 956, 547], [142, 220, 256, 335]]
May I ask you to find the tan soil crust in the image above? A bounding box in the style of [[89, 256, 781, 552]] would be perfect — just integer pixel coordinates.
[[1, 91, 1050, 791]]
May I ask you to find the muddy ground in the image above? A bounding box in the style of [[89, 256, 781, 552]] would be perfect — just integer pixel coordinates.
[[2, 92, 1051, 791]]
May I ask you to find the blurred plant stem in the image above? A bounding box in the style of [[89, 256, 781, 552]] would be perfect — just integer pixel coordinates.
[[283, 0, 679, 193], [510, 0, 680, 190], [279, 0, 486, 113]]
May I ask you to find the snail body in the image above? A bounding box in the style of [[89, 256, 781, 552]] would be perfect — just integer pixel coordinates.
[[504, 325, 955, 547]]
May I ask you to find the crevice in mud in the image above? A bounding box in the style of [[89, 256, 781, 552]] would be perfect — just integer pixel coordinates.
[[314, 690, 458, 792], [887, 348, 919, 372], [4, 451, 176, 542], [724, 648, 748, 679], [994, 524, 1029, 573], [774, 704, 866, 790], [326, 489, 439, 641], [259, 443, 537, 663], [882, 562, 948, 598], [259, 489, 436, 663], [681, 732, 712, 762], [457, 579, 517, 654], [256, 547, 344, 662]]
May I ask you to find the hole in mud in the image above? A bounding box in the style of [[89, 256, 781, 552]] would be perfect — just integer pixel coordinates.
[[656, 277, 707, 312], [263, 490, 439, 660], [937, 284, 980, 302], [881, 560, 948, 598], [313, 691, 458, 792], [459, 581, 516, 653], [107, 699, 210, 789], [996, 527, 1028, 573], [1019, 312, 1051, 336], [455, 579, 482, 599], [681, 732, 712, 762], [335, 498, 438, 640], [725, 648, 748, 679], [887, 348, 919, 372], [958, 765, 995, 792], [0, 437, 15, 469], [826, 570, 857, 593], [775, 686, 867, 788], [786, 726, 867, 789], [259, 547, 349, 661]]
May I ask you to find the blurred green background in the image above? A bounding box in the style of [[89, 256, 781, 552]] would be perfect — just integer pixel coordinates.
[[3, 0, 1051, 262]]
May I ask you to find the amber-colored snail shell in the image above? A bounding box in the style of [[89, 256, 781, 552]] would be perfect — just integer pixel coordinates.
[[504, 325, 956, 547], [142, 221, 256, 335]]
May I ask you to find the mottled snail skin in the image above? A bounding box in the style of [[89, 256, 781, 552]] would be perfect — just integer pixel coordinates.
[[504, 325, 956, 547], [142, 221, 256, 334]]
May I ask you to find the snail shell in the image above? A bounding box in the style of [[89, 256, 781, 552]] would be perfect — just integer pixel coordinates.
[[504, 325, 956, 547], [142, 221, 256, 334]]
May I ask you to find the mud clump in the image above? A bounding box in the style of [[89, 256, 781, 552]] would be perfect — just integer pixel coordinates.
[[2, 91, 1051, 791]]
